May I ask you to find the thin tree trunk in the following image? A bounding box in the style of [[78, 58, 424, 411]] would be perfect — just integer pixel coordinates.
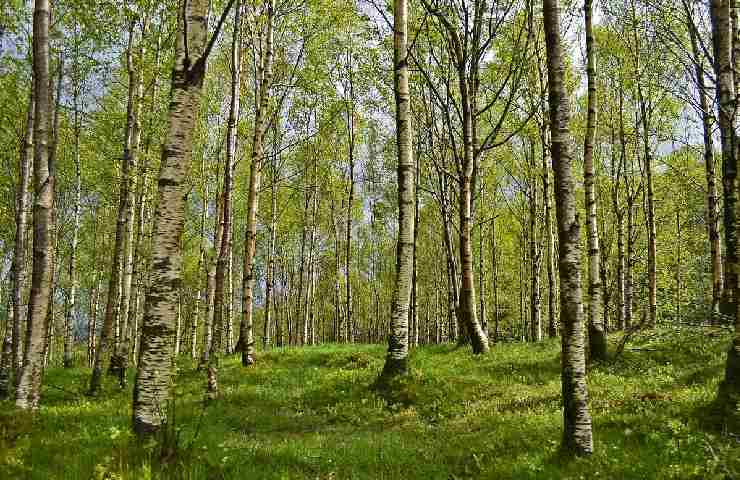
[[304, 149, 319, 346], [88, 272, 101, 367], [584, 0, 606, 359], [298, 159, 309, 345], [529, 144, 542, 342], [64, 80, 82, 369], [194, 173, 207, 360], [174, 292, 182, 357], [625, 200, 635, 329], [491, 211, 500, 343], [11, 87, 34, 380], [688, 4, 723, 318], [439, 170, 459, 340], [332, 199, 342, 341], [0, 296, 14, 398], [130, 17, 159, 365], [543, 0, 593, 454], [264, 155, 277, 348], [542, 135, 557, 338], [676, 209, 681, 321], [16, 0, 53, 410], [116, 21, 146, 381], [89, 23, 139, 395], [226, 234, 234, 353], [410, 153, 421, 347], [200, 189, 222, 368], [710, 0, 737, 316], [239, 0, 274, 366], [43, 48, 63, 371], [457, 81, 489, 354], [209, 1, 242, 394]]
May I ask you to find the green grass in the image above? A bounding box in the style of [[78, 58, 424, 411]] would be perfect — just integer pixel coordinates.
[[1, 326, 739, 479]]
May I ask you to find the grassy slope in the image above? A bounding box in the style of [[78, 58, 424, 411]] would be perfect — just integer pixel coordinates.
[[1, 327, 738, 479]]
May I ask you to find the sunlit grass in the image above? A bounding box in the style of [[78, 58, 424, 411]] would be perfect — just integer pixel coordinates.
[[1, 326, 738, 479]]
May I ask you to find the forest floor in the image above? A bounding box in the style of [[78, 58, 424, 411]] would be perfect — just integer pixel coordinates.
[[1, 326, 739, 479]]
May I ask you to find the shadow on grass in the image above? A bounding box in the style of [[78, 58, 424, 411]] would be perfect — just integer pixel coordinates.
[[478, 355, 562, 387]]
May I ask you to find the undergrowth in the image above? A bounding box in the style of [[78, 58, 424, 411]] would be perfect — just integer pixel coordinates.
[[1, 326, 738, 479]]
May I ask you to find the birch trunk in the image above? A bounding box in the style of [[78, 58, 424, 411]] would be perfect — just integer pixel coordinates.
[[715, 0, 740, 409], [529, 146, 542, 342], [64, 83, 82, 369], [541, 132, 557, 338], [584, 0, 606, 358], [115, 22, 145, 382], [201, 193, 223, 368], [543, 0, 593, 454], [11, 88, 34, 379], [303, 151, 318, 346], [298, 160, 309, 345], [710, 0, 737, 316], [194, 173, 207, 360], [381, 0, 414, 378], [133, 0, 223, 435], [264, 156, 277, 347], [688, 4, 723, 317], [89, 24, 139, 395], [239, 0, 274, 366], [457, 95, 489, 354], [210, 2, 242, 393], [16, 0, 53, 409]]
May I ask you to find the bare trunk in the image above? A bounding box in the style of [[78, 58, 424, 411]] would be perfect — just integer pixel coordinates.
[[298, 160, 309, 345], [209, 2, 241, 393], [713, 0, 740, 404], [117, 21, 146, 376], [64, 86, 82, 369], [529, 146, 542, 342], [194, 174, 207, 360], [264, 157, 277, 347], [11, 88, 34, 379], [543, 0, 593, 454], [457, 67, 488, 354], [90, 24, 139, 395], [16, 0, 53, 410], [381, 0, 414, 378], [239, 0, 274, 366], [541, 132, 557, 338], [491, 212, 500, 343], [584, 0, 606, 359], [201, 182, 223, 368], [133, 0, 225, 435], [710, 0, 737, 316], [688, 5, 723, 318]]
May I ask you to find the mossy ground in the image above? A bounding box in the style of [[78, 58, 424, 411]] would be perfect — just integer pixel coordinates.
[[1, 326, 739, 479]]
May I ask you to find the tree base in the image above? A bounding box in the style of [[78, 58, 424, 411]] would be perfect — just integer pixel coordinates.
[[587, 326, 608, 362], [88, 367, 103, 397], [718, 301, 736, 325], [241, 353, 255, 367], [379, 356, 408, 382], [133, 417, 161, 438], [373, 358, 414, 406]]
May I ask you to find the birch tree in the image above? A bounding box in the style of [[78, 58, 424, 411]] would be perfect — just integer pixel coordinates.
[[542, 0, 593, 455], [132, 0, 235, 435]]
